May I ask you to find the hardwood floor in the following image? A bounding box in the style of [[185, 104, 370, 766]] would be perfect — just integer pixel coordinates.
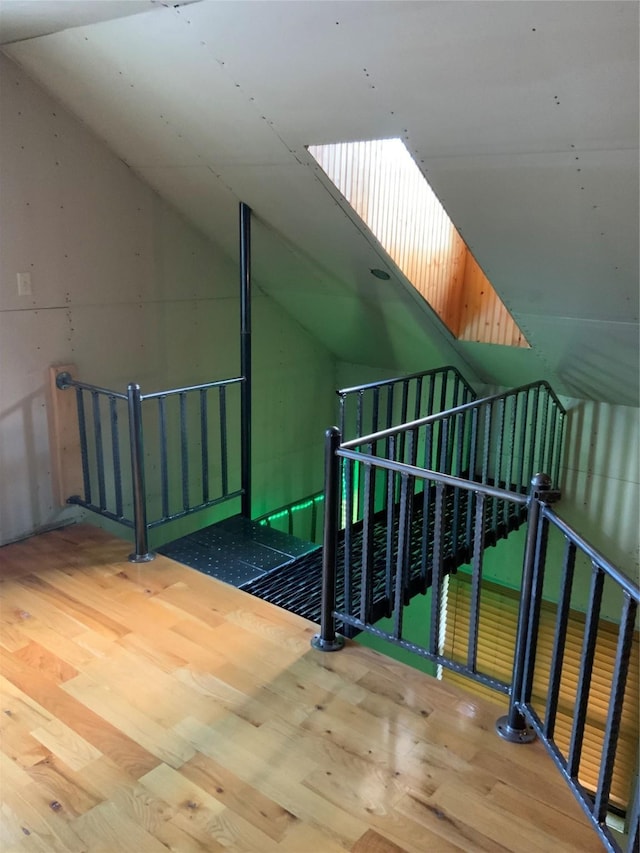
[[0, 524, 602, 852]]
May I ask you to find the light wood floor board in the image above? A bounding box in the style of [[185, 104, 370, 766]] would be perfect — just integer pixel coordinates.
[[0, 524, 604, 852]]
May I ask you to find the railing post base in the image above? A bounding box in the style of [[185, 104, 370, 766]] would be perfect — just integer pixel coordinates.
[[128, 551, 155, 563], [311, 634, 345, 652], [495, 713, 536, 744]]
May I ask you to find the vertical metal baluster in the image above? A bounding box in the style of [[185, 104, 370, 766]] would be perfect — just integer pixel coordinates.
[[481, 401, 491, 487], [412, 378, 422, 504], [420, 476, 431, 592], [517, 391, 530, 492], [426, 372, 436, 417], [287, 507, 294, 536], [356, 389, 364, 438], [386, 385, 395, 506], [554, 411, 565, 488], [428, 482, 445, 655], [355, 391, 364, 517], [435, 374, 447, 467], [420, 423, 433, 591], [180, 392, 189, 510], [344, 457, 354, 620], [399, 380, 409, 462], [493, 398, 505, 532], [414, 376, 423, 420], [465, 408, 479, 551], [544, 540, 576, 739], [385, 435, 396, 614], [547, 405, 558, 481], [403, 435, 416, 603], [109, 396, 123, 519], [75, 388, 91, 502], [200, 388, 209, 504], [522, 513, 550, 702], [506, 394, 517, 524], [439, 418, 450, 473], [438, 370, 447, 412], [451, 412, 463, 553], [392, 472, 411, 639], [312, 427, 344, 651], [386, 384, 395, 430], [567, 563, 605, 779], [467, 491, 486, 672], [539, 393, 550, 473], [92, 391, 106, 510], [593, 594, 637, 823], [452, 372, 461, 408], [372, 387, 381, 511], [527, 386, 540, 483], [338, 393, 346, 439], [127, 383, 152, 562], [360, 461, 375, 624], [371, 387, 380, 433], [158, 396, 169, 520], [219, 385, 228, 497]]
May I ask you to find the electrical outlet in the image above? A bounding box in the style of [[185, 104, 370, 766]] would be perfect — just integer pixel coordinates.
[[17, 272, 32, 296]]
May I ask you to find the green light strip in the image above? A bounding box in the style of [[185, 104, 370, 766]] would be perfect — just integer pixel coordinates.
[[259, 493, 324, 526]]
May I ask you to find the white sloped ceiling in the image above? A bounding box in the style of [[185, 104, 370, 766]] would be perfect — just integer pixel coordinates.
[[2, 0, 638, 404]]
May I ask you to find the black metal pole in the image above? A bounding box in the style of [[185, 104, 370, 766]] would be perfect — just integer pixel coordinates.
[[312, 427, 345, 652], [496, 472, 552, 742], [127, 383, 153, 563], [240, 201, 252, 519]]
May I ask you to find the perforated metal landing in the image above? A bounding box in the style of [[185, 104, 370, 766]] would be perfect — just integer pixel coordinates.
[[158, 515, 319, 587], [160, 491, 527, 626]]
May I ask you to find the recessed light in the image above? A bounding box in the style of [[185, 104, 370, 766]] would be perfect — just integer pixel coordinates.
[[370, 268, 390, 280]]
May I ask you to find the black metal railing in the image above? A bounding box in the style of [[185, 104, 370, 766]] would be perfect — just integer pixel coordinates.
[[312, 424, 529, 685], [338, 364, 476, 442], [313, 380, 638, 851], [56, 372, 245, 561], [338, 381, 565, 566], [499, 485, 639, 853]]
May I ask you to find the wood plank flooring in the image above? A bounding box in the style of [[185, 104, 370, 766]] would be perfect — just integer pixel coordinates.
[[0, 524, 603, 852]]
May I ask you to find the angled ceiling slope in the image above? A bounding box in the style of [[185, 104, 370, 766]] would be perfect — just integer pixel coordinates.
[[2, 0, 638, 405]]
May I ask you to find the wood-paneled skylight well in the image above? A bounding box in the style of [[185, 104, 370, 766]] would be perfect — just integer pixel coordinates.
[[308, 138, 529, 348]]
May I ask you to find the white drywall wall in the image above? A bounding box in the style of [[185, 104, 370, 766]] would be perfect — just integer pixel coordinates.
[[0, 55, 336, 546]]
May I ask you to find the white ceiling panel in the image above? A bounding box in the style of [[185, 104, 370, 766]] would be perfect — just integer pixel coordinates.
[[0, 0, 159, 44], [516, 316, 639, 407], [2, 0, 638, 403]]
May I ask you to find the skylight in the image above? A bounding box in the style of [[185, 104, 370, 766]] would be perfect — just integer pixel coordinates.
[[308, 138, 528, 348]]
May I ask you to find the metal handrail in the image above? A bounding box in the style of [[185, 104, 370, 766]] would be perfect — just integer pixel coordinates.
[[56, 373, 127, 399], [141, 376, 244, 400], [542, 507, 638, 599], [338, 364, 476, 397], [343, 379, 566, 450], [337, 447, 529, 505], [337, 365, 477, 444]]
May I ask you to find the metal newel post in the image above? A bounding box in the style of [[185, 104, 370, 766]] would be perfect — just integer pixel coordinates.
[[496, 472, 553, 743], [312, 427, 345, 652], [127, 383, 154, 563]]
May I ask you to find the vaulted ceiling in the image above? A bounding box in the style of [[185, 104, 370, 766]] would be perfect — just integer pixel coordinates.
[[2, 1, 638, 404]]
